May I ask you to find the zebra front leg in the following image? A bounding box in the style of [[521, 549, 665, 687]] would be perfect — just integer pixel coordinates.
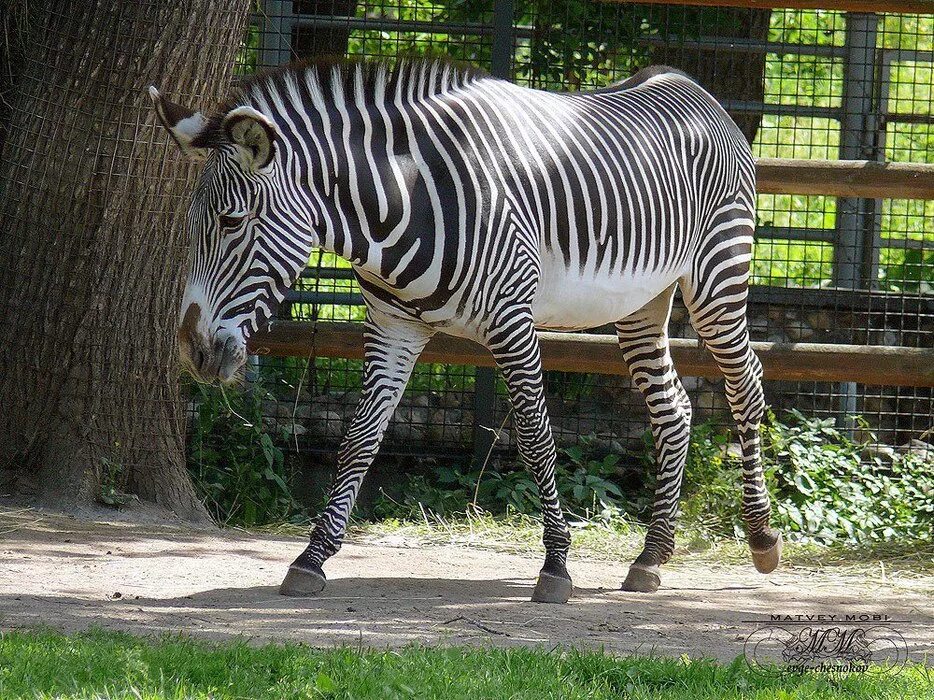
[[615, 287, 692, 593], [279, 312, 434, 597], [487, 314, 573, 603]]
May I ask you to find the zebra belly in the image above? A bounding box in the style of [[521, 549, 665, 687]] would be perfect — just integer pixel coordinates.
[[531, 259, 680, 331]]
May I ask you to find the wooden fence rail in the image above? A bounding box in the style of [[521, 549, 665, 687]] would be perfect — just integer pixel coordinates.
[[605, 0, 934, 14], [249, 322, 934, 387], [755, 159, 934, 200]]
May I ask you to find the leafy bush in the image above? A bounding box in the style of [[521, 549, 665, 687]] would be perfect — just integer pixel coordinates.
[[187, 382, 307, 526], [184, 380, 931, 547], [375, 410, 933, 547], [645, 410, 933, 545], [678, 423, 745, 538], [764, 410, 933, 545], [373, 435, 633, 520], [559, 442, 626, 515]]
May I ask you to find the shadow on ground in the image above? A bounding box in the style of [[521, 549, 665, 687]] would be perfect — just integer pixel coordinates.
[[1, 507, 932, 662]]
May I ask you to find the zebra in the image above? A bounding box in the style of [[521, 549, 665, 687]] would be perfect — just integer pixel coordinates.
[[151, 58, 782, 604]]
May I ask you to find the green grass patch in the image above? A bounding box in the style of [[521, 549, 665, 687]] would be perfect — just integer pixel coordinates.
[[1, 629, 931, 700]]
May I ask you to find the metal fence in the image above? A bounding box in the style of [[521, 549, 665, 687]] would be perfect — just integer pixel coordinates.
[[229, 0, 933, 463]]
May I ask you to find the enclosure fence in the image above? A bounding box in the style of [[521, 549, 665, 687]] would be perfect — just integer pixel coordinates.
[[229, 0, 933, 465]]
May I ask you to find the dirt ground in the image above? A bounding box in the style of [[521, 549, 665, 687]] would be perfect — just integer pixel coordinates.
[[1, 507, 931, 663]]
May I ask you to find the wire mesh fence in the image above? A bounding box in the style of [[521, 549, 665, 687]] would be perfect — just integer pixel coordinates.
[[228, 0, 932, 465]]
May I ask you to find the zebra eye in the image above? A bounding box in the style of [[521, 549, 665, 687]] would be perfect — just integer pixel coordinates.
[[218, 213, 244, 231]]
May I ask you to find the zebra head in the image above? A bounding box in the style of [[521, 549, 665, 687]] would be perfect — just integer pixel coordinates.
[[150, 87, 317, 383]]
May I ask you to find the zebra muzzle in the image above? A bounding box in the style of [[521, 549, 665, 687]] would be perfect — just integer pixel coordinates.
[[180, 328, 244, 384]]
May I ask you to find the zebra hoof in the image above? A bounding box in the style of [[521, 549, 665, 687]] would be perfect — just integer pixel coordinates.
[[279, 564, 327, 597], [531, 570, 573, 604], [621, 564, 661, 593], [751, 531, 783, 574]]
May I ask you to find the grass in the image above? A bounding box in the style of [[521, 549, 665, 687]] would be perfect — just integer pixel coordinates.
[[0, 629, 931, 700]]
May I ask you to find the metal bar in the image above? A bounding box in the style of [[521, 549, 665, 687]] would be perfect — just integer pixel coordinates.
[[834, 15, 880, 290], [285, 290, 364, 306], [250, 322, 934, 388], [756, 226, 837, 242], [881, 48, 934, 65], [882, 112, 934, 125], [635, 34, 847, 59], [877, 235, 932, 250], [258, 0, 293, 67], [490, 0, 515, 79], [833, 13, 880, 431], [470, 0, 515, 471], [723, 100, 840, 119], [288, 13, 537, 40], [746, 285, 933, 315], [299, 266, 356, 280], [471, 367, 498, 471]]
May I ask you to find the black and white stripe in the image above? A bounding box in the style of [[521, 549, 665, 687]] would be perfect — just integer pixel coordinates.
[[170, 58, 781, 599]]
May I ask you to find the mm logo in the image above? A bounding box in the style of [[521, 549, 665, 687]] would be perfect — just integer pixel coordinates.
[[743, 617, 909, 677]]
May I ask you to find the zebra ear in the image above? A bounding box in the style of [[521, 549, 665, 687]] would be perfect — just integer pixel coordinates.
[[149, 86, 209, 160], [222, 106, 279, 172]]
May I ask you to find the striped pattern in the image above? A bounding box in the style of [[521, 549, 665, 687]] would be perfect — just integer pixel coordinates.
[[180, 59, 779, 593]]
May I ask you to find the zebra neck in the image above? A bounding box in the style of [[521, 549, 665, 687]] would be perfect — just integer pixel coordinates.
[[284, 98, 429, 281], [247, 60, 489, 282]]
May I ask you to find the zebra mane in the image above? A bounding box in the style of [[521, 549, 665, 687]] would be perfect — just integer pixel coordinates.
[[251, 56, 488, 101], [193, 57, 489, 148]]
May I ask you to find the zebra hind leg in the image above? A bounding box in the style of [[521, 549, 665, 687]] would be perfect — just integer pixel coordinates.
[[682, 232, 782, 574], [280, 312, 434, 596], [694, 314, 781, 572], [616, 285, 692, 593], [487, 313, 573, 603]]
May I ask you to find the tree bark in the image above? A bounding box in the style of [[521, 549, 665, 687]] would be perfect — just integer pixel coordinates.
[[0, 0, 39, 150], [648, 7, 772, 144], [0, 1, 250, 521]]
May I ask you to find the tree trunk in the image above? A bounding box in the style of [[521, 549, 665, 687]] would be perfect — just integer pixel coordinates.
[[648, 7, 772, 144], [0, 1, 250, 521], [0, 0, 39, 150]]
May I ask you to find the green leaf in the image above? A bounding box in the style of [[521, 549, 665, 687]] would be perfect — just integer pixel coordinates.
[[264, 468, 288, 493], [314, 671, 337, 694], [793, 470, 817, 495]]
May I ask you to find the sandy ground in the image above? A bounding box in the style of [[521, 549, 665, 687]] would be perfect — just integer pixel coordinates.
[[0, 507, 931, 663]]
